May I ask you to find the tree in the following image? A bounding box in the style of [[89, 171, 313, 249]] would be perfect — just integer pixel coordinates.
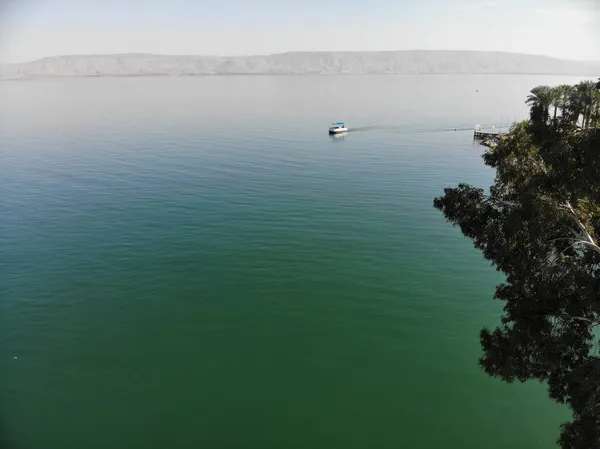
[[526, 85, 555, 124], [526, 82, 600, 130], [552, 85, 575, 124], [434, 82, 600, 448], [591, 88, 600, 128], [576, 81, 598, 129]]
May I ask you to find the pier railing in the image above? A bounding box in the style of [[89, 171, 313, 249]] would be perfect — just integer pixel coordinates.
[[473, 125, 506, 141]]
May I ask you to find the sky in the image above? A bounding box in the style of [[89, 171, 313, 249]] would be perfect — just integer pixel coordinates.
[[0, 0, 598, 63]]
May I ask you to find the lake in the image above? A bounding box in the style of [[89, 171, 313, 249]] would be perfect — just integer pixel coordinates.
[[1, 74, 584, 449]]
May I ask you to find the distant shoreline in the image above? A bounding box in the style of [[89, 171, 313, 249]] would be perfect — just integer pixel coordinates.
[[2, 51, 598, 80], [2, 73, 597, 82]]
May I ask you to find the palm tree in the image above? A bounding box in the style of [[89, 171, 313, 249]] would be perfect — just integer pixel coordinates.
[[576, 80, 598, 129], [591, 89, 600, 128], [564, 88, 585, 127], [550, 86, 560, 122], [592, 84, 600, 128], [551, 85, 575, 123], [550, 85, 569, 122], [526, 85, 554, 124]]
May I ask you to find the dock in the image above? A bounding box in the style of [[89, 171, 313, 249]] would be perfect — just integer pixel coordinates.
[[473, 127, 506, 149], [473, 130, 505, 140]]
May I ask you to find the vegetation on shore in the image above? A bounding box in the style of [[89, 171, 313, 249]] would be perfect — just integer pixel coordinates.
[[434, 79, 600, 448]]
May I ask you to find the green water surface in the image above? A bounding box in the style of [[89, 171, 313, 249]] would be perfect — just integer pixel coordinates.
[[1, 75, 581, 449]]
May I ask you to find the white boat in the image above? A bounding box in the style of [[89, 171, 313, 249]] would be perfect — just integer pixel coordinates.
[[329, 122, 348, 134]]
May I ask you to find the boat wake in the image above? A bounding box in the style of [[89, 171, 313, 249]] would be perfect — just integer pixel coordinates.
[[348, 125, 416, 132], [343, 124, 503, 134], [349, 125, 499, 133], [347, 125, 381, 132], [348, 125, 440, 133]]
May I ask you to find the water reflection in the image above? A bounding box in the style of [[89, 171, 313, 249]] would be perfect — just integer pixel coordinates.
[[329, 132, 348, 142]]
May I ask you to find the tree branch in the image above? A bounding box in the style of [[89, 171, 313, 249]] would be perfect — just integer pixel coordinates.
[[565, 201, 597, 246], [532, 313, 600, 327], [563, 240, 600, 256], [569, 316, 600, 326]]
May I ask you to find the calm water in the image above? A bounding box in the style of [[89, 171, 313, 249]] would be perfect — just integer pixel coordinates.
[[1, 75, 584, 449]]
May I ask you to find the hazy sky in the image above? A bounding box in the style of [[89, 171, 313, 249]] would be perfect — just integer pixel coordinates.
[[0, 0, 598, 63]]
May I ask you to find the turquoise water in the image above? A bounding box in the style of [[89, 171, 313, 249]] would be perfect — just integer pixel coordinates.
[[1, 75, 582, 449]]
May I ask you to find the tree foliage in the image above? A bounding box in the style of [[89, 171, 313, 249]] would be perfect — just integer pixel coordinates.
[[434, 80, 600, 448], [525, 81, 600, 132]]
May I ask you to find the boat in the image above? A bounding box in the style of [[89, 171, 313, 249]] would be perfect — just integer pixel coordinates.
[[329, 122, 348, 134]]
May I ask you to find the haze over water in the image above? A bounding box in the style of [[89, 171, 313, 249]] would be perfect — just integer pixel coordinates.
[[1, 75, 583, 449]]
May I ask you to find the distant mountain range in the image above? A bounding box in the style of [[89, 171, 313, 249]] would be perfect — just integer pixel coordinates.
[[1, 51, 599, 79]]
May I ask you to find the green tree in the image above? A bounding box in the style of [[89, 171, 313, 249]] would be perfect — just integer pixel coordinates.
[[576, 81, 598, 129], [525, 85, 555, 124], [434, 83, 600, 448], [591, 87, 600, 128], [528, 82, 599, 130], [551, 85, 575, 124]]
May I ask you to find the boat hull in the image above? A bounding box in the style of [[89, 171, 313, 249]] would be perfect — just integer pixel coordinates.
[[329, 128, 348, 134]]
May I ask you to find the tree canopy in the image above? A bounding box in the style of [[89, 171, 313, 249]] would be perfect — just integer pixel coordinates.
[[434, 80, 600, 448]]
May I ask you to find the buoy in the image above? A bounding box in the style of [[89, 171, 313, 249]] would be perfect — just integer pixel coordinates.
[[13, 356, 17, 360]]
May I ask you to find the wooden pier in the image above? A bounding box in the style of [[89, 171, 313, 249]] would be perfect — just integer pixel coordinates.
[[473, 130, 505, 140]]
